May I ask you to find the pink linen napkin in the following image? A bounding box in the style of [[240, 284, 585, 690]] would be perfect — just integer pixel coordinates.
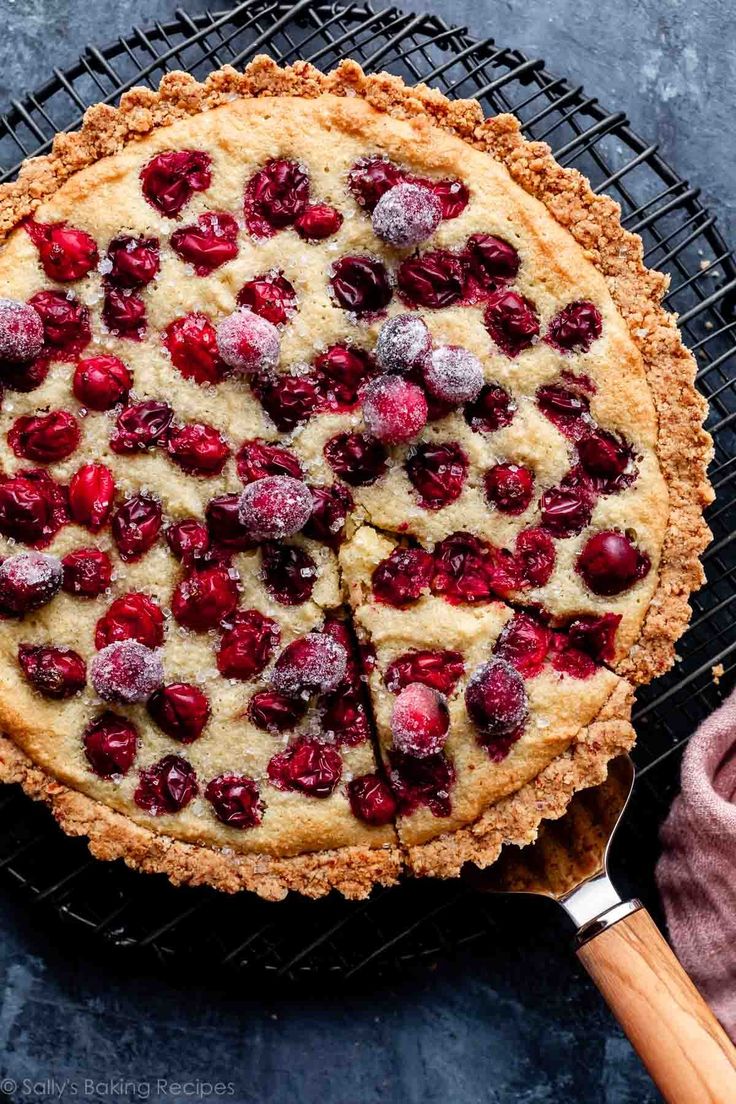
[[656, 686, 736, 1038]]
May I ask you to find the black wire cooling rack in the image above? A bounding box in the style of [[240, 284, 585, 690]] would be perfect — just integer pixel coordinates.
[[0, 0, 733, 983]]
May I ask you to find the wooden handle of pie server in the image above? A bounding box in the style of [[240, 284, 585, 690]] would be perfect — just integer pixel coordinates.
[[577, 907, 736, 1103]]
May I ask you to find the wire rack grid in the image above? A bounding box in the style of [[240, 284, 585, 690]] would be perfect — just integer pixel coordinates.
[[0, 0, 732, 983]]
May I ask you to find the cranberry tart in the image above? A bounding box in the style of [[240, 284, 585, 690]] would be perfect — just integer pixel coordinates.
[[0, 57, 711, 899]]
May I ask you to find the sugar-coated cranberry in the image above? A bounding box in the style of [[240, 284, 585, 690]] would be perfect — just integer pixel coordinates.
[[167, 422, 230, 476], [18, 643, 86, 699], [536, 384, 591, 440], [112, 495, 162, 562], [248, 688, 308, 732], [110, 400, 173, 454], [375, 314, 431, 374], [347, 774, 397, 826], [391, 682, 449, 757], [494, 613, 552, 678], [106, 235, 160, 288], [313, 344, 375, 411], [165, 519, 210, 565], [577, 429, 636, 493], [484, 463, 534, 515], [73, 355, 131, 411], [267, 738, 342, 798], [147, 683, 210, 743], [465, 383, 516, 434], [164, 313, 226, 386], [205, 774, 264, 829], [271, 632, 348, 697], [172, 564, 239, 631], [372, 546, 434, 607], [0, 299, 44, 363], [134, 754, 198, 815], [423, 345, 484, 405], [29, 289, 90, 357], [236, 439, 302, 484], [90, 639, 164, 704], [0, 469, 67, 546], [405, 441, 468, 510], [397, 250, 464, 309], [324, 431, 388, 486], [484, 290, 540, 356], [0, 551, 62, 616], [565, 612, 622, 663], [140, 149, 212, 217], [431, 532, 497, 604], [576, 531, 651, 596], [294, 203, 343, 241], [205, 493, 254, 552], [102, 287, 146, 340], [238, 475, 313, 541], [372, 183, 442, 248], [216, 308, 281, 376], [25, 220, 99, 282], [68, 463, 115, 532], [540, 468, 595, 538], [94, 592, 164, 649], [62, 547, 113, 598], [8, 410, 80, 464], [361, 374, 428, 445], [385, 649, 465, 695], [244, 159, 310, 237], [514, 527, 556, 588], [260, 542, 317, 606], [388, 750, 454, 818], [237, 272, 298, 327], [547, 300, 602, 353], [303, 482, 352, 547], [463, 234, 520, 296], [348, 157, 404, 210], [320, 693, 370, 747], [170, 212, 239, 274], [217, 608, 280, 681], [256, 373, 319, 432], [330, 255, 392, 315], [83, 712, 138, 778], [428, 178, 469, 219], [465, 657, 528, 758]]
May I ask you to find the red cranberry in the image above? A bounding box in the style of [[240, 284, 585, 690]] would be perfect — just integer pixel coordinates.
[[267, 739, 342, 798], [164, 313, 226, 386], [465, 657, 528, 758], [565, 612, 622, 663], [216, 608, 280, 681], [260, 542, 317, 606], [428, 178, 469, 219], [423, 345, 484, 405], [406, 442, 468, 509], [238, 475, 313, 540], [140, 149, 212, 217], [431, 532, 497, 604], [68, 463, 115, 532], [385, 649, 464, 694], [0, 299, 44, 362], [248, 688, 308, 732], [1, 357, 48, 393], [540, 468, 595, 537], [28, 290, 90, 357], [112, 495, 162, 561], [90, 640, 164, 704], [348, 157, 404, 210], [62, 547, 112, 598], [8, 410, 80, 464], [494, 613, 551, 678], [170, 212, 239, 274], [271, 632, 348, 696], [465, 383, 516, 434], [0, 551, 62, 615], [484, 290, 540, 356], [577, 531, 651, 596], [577, 429, 635, 493], [547, 300, 602, 353], [111, 400, 173, 454], [463, 234, 520, 296], [536, 384, 591, 440], [397, 250, 464, 309], [165, 519, 210, 564], [391, 682, 449, 757], [205, 774, 264, 829], [102, 287, 146, 340], [134, 754, 198, 815], [25, 220, 99, 282], [237, 272, 297, 327], [324, 431, 388, 486], [172, 565, 239, 631], [257, 373, 319, 432], [361, 374, 427, 445], [549, 638, 597, 680], [95, 592, 164, 649], [372, 547, 434, 607], [167, 423, 230, 476], [485, 463, 534, 515], [83, 712, 138, 778], [236, 439, 302, 484], [18, 643, 86, 699], [388, 750, 454, 818], [375, 315, 431, 374], [372, 183, 442, 247], [106, 235, 160, 288], [216, 309, 280, 375], [347, 774, 397, 826], [320, 693, 371, 747], [514, 528, 556, 588], [205, 493, 255, 552], [303, 482, 353, 547], [0, 469, 66, 546], [330, 255, 392, 315], [244, 159, 310, 236], [294, 203, 343, 240], [147, 683, 210, 743], [73, 355, 131, 410], [313, 344, 375, 411]]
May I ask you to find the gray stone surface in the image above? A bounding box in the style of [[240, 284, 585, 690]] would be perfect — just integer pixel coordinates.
[[0, 1, 728, 1100]]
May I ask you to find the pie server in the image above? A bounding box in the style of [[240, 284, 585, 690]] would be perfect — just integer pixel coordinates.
[[468, 754, 736, 1103]]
